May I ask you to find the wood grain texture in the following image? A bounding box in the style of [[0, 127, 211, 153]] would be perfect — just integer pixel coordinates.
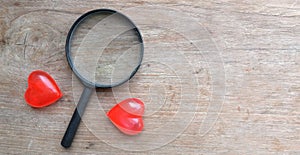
[[0, 0, 299, 154]]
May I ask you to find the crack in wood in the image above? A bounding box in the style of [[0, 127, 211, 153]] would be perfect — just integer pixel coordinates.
[[23, 33, 28, 59]]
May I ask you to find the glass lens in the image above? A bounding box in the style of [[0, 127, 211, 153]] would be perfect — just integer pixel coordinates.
[[68, 11, 143, 87]]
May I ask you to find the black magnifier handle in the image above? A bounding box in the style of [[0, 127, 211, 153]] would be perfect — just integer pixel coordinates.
[[61, 87, 93, 148]]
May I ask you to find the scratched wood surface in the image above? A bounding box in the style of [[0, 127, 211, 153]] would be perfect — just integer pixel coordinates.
[[0, 0, 299, 154]]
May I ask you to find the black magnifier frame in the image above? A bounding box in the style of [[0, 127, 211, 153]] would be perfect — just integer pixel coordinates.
[[66, 9, 144, 88], [61, 9, 144, 148]]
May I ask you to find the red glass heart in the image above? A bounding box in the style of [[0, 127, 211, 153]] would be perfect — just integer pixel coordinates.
[[107, 98, 144, 135], [24, 70, 63, 108]]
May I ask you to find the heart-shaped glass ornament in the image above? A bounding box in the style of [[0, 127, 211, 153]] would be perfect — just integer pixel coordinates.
[[24, 70, 63, 108], [107, 98, 144, 135]]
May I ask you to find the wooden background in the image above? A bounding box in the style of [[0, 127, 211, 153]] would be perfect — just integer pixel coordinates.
[[0, 0, 299, 154]]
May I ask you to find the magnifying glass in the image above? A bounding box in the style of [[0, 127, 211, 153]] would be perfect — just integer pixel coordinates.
[[61, 9, 144, 148]]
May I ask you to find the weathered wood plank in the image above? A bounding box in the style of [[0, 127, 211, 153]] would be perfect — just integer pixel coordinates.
[[0, 0, 299, 154]]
